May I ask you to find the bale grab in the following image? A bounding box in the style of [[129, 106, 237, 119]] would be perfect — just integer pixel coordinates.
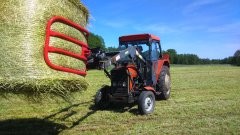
[[0, 0, 89, 98]]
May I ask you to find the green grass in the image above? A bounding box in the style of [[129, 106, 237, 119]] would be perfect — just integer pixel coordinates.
[[0, 65, 239, 135]]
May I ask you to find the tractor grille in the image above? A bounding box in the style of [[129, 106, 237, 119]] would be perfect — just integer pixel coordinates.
[[112, 87, 128, 96], [110, 68, 129, 96]]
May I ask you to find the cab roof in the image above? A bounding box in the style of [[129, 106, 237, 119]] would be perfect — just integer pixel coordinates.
[[119, 34, 160, 42]]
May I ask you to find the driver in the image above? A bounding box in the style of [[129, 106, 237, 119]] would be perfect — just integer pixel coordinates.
[[136, 46, 143, 53]]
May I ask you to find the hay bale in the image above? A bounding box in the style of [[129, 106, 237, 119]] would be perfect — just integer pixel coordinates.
[[0, 0, 89, 98]]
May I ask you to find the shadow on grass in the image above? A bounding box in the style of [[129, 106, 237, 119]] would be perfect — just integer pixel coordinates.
[[0, 101, 139, 135], [0, 118, 67, 135], [100, 103, 140, 115], [0, 101, 94, 135], [64, 103, 139, 129], [44, 101, 92, 120], [69, 107, 97, 129], [44, 101, 97, 129]]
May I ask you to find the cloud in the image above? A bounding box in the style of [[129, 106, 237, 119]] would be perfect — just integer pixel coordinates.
[[101, 19, 178, 35], [134, 23, 207, 35], [225, 43, 240, 50], [183, 0, 221, 14], [99, 18, 133, 28], [134, 24, 177, 34], [104, 21, 129, 28], [86, 15, 97, 31], [208, 22, 240, 34], [89, 15, 96, 22]]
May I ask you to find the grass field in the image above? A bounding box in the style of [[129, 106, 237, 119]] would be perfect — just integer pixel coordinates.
[[0, 65, 239, 135]]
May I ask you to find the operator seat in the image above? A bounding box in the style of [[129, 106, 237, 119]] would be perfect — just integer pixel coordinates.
[[137, 46, 143, 53]]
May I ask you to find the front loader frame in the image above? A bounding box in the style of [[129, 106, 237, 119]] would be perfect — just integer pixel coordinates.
[[44, 16, 90, 76]]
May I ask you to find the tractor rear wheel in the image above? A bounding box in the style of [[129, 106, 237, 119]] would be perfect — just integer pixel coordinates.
[[94, 86, 110, 109], [138, 91, 155, 115], [156, 66, 171, 100]]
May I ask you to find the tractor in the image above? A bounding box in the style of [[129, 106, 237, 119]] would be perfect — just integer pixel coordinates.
[[94, 34, 171, 115], [43, 17, 170, 114]]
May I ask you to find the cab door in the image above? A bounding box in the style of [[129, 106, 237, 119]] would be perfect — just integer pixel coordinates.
[[150, 41, 161, 85]]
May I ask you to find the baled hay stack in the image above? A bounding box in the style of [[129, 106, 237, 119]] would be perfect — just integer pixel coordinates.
[[0, 0, 89, 98]]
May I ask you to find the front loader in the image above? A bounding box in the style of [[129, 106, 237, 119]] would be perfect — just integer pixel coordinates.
[[42, 17, 170, 115], [94, 34, 171, 115]]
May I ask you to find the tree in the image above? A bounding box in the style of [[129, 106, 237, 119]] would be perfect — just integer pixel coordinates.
[[234, 50, 240, 66], [165, 49, 177, 64], [106, 46, 118, 52], [200, 58, 210, 64], [88, 32, 106, 49]]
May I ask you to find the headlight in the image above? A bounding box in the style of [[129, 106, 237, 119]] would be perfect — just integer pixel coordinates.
[[122, 82, 127, 87], [112, 82, 117, 87]]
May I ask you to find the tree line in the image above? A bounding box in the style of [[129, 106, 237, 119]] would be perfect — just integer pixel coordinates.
[[87, 32, 240, 66], [164, 49, 240, 66], [87, 32, 119, 52]]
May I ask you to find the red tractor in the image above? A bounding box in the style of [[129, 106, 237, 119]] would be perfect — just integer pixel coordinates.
[[94, 34, 171, 115], [43, 17, 170, 115]]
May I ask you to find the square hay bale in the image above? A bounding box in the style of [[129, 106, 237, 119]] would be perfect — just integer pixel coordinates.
[[0, 0, 89, 98]]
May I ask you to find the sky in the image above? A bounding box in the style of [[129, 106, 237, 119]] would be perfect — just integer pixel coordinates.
[[81, 0, 240, 59]]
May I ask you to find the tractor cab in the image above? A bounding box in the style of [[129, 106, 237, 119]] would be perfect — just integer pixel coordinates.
[[118, 34, 163, 86], [119, 34, 162, 59]]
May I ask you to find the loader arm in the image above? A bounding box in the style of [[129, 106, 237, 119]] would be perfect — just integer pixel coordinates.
[[100, 46, 146, 69]]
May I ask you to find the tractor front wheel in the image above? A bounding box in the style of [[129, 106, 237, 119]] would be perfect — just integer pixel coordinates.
[[94, 86, 110, 109], [138, 91, 155, 115]]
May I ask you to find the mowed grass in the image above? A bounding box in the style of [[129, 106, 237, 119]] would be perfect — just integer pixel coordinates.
[[0, 65, 239, 135]]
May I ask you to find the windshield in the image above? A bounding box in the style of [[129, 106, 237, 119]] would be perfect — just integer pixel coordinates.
[[119, 42, 150, 60]]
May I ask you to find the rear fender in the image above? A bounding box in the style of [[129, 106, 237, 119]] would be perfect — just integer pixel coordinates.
[[156, 55, 170, 80]]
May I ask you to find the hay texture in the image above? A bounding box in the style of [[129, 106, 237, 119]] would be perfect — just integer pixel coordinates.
[[0, 0, 89, 97]]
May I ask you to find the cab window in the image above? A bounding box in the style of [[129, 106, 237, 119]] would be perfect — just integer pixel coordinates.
[[151, 42, 159, 60]]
